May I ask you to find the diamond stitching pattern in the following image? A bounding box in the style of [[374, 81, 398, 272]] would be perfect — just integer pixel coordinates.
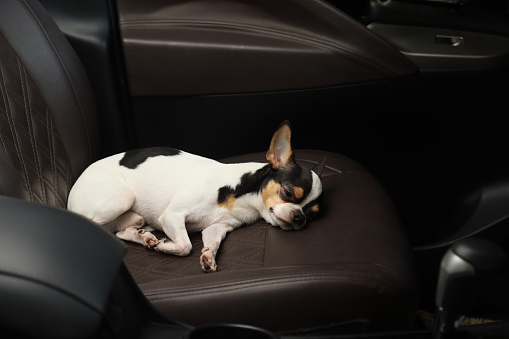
[[0, 34, 72, 208], [124, 223, 267, 284]]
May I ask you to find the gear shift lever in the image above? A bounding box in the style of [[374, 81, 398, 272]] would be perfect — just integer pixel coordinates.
[[434, 238, 506, 339]]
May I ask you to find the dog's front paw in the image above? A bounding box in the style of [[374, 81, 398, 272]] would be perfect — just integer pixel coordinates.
[[155, 238, 192, 256], [200, 247, 217, 273]]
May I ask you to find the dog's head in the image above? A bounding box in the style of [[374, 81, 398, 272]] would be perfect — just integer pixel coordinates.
[[261, 121, 325, 230]]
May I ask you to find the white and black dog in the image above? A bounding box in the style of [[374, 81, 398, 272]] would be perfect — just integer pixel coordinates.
[[68, 121, 324, 272]]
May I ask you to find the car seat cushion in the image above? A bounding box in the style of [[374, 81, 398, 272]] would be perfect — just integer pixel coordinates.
[[122, 150, 419, 332]]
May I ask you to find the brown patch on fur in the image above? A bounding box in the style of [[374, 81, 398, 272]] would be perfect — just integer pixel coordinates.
[[218, 194, 236, 210], [293, 187, 304, 200], [306, 203, 320, 221], [262, 180, 285, 209]]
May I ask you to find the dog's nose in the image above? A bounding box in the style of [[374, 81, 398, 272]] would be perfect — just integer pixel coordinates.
[[293, 210, 305, 226]]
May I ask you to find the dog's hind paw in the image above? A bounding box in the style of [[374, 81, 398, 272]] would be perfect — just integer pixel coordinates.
[[138, 228, 159, 248], [116, 226, 158, 248], [200, 247, 217, 273]]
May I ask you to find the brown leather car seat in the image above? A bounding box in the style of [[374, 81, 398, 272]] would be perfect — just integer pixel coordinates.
[[0, 0, 418, 334]]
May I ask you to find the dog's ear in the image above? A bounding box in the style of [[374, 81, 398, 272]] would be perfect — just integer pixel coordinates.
[[266, 120, 295, 169], [311, 155, 327, 178]]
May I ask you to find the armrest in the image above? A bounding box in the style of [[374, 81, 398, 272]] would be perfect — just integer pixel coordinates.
[[0, 197, 125, 338]]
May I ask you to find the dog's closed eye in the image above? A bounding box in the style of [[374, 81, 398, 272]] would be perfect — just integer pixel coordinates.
[[279, 185, 305, 202], [281, 186, 294, 200]]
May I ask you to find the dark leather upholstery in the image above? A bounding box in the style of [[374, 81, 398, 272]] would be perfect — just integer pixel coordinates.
[[116, 0, 418, 96], [0, 196, 126, 338], [0, 0, 418, 333], [126, 150, 419, 331], [0, 0, 99, 206]]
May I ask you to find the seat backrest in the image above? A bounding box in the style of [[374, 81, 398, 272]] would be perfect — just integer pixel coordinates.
[[0, 0, 99, 207]]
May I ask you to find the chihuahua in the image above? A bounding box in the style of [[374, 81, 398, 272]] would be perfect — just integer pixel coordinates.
[[67, 121, 324, 272]]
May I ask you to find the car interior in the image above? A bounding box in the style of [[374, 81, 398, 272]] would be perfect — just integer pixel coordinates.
[[0, 0, 508, 338]]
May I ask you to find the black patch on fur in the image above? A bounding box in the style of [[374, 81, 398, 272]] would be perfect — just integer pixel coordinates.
[[120, 147, 181, 169], [217, 165, 272, 204], [217, 163, 316, 205], [276, 165, 313, 202], [303, 195, 323, 221]]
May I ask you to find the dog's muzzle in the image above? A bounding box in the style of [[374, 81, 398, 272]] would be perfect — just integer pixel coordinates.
[[270, 204, 306, 230]]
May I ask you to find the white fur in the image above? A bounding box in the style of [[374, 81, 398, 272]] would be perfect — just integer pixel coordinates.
[[68, 151, 268, 229], [68, 149, 322, 272]]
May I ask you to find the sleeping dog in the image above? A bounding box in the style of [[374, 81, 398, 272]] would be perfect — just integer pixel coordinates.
[[67, 121, 324, 272]]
